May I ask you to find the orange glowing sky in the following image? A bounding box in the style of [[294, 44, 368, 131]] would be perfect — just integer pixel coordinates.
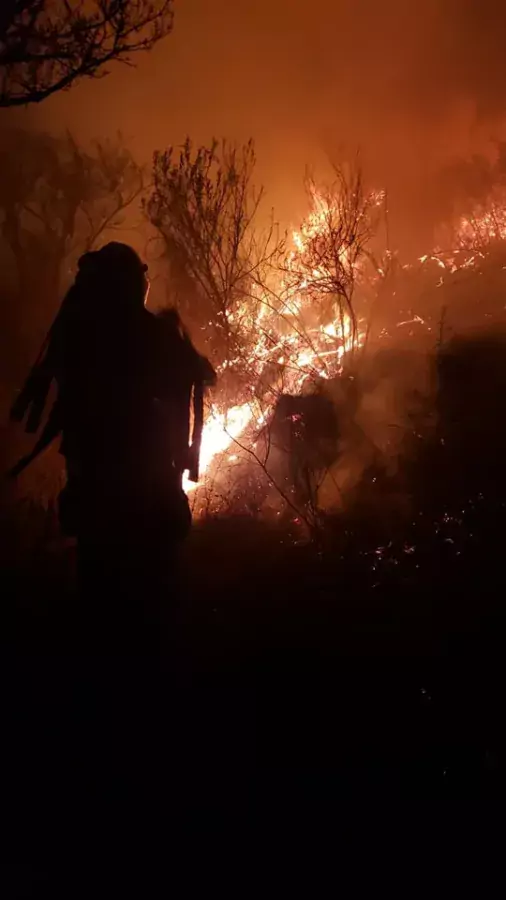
[[6, 0, 506, 248]]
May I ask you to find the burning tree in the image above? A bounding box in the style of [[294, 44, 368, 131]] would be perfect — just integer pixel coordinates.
[[147, 144, 382, 527], [245, 164, 383, 523], [282, 165, 380, 355], [0, 0, 174, 107]]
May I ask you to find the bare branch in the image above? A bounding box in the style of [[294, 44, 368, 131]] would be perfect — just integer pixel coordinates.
[[145, 137, 281, 373], [0, 1, 174, 107], [0, 128, 144, 303]]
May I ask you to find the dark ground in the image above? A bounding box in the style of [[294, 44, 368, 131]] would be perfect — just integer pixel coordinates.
[[3, 330, 506, 895], [2, 497, 506, 896]]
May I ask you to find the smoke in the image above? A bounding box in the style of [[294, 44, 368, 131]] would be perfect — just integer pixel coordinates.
[[14, 0, 506, 250], [5, 0, 506, 521]]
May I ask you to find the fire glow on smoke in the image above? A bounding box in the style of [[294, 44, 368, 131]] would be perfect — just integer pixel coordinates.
[[184, 188, 506, 499]]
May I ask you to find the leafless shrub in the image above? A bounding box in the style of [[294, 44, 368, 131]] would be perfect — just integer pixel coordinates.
[[146, 137, 283, 389]]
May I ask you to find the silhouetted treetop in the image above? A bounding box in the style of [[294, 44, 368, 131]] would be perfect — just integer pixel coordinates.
[[0, 1, 174, 107]]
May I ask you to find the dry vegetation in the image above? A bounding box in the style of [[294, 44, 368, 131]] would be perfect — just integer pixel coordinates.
[[3, 129, 506, 563]]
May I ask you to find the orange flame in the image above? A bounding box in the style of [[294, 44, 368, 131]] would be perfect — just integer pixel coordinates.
[[189, 188, 506, 503], [186, 190, 366, 498]]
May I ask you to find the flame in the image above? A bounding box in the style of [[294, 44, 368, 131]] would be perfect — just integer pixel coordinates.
[[186, 188, 366, 499], [456, 204, 506, 248], [188, 187, 506, 505], [184, 403, 254, 493]]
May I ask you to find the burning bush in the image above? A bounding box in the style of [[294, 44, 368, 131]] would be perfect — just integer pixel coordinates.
[[146, 142, 384, 528]]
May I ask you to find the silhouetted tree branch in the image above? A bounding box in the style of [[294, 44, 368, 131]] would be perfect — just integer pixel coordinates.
[[0, 0, 174, 107], [0, 128, 144, 317], [146, 138, 280, 371]]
